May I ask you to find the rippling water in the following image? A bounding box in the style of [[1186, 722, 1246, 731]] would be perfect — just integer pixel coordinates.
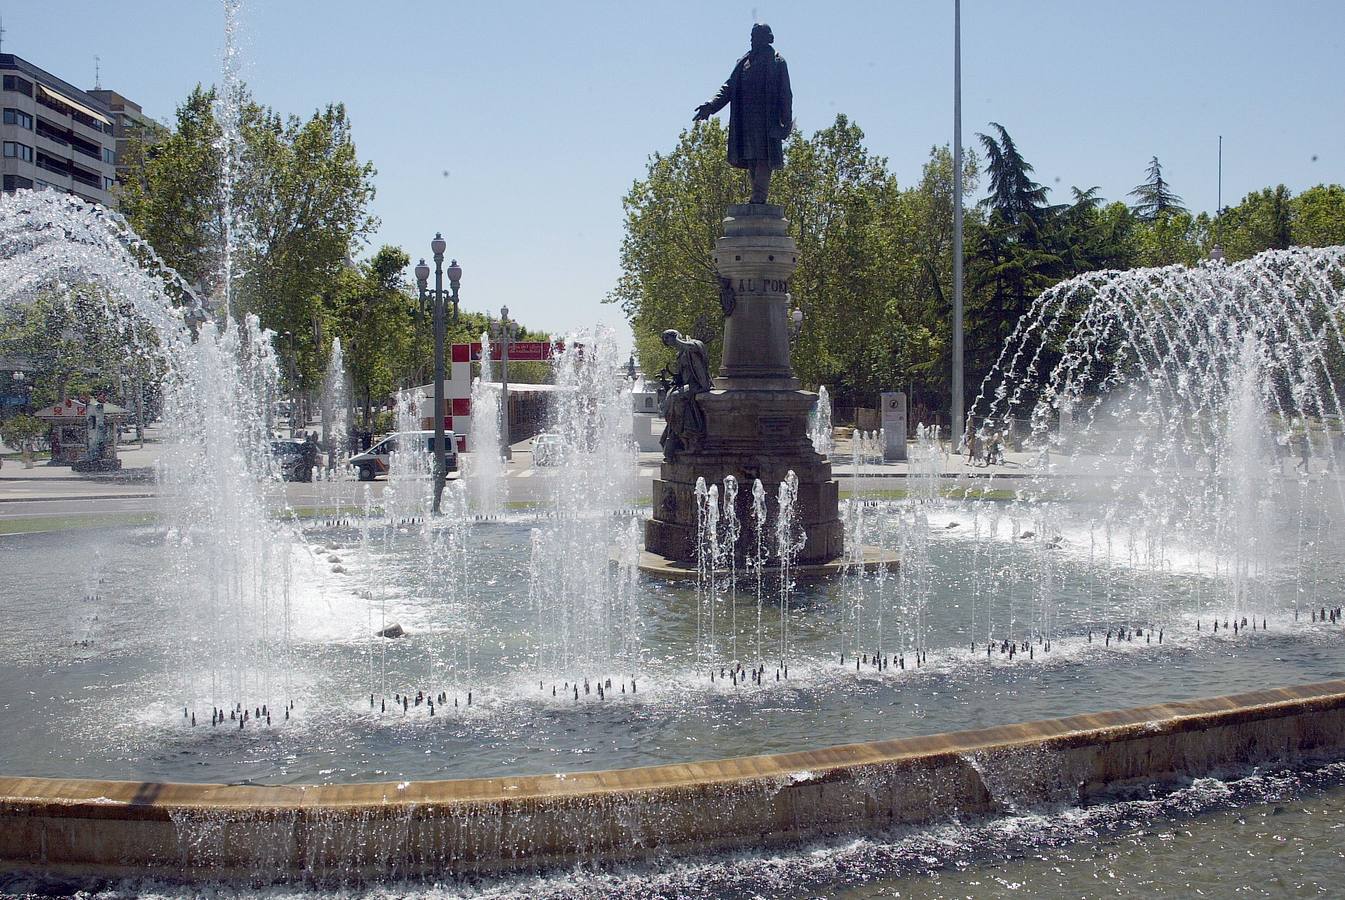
[[2, 514, 1343, 785]]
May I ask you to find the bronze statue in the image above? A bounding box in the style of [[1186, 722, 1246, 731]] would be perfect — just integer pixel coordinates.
[[694, 23, 793, 204], [658, 329, 711, 460]]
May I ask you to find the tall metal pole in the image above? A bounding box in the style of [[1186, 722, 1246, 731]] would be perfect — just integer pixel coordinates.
[[951, 0, 965, 443], [500, 313, 512, 461], [431, 247, 447, 515], [285, 331, 297, 438]]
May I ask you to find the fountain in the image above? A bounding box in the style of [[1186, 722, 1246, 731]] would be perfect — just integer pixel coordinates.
[[319, 336, 351, 476], [6, 191, 1345, 895], [4, 8, 1345, 892], [809, 384, 834, 457], [967, 247, 1345, 626], [383, 386, 431, 523], [464, 331, 505, 517]]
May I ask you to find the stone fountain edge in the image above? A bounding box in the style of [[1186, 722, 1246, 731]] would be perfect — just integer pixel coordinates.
[[4, 678, 1345, 882]]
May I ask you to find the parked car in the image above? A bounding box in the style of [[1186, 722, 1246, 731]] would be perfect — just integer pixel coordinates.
[[348, 430, 458, 482], [532, 432, 565, 467], [271, 438, 317, 482]]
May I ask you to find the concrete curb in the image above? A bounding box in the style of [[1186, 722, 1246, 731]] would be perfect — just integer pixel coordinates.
[[0, 493, 156, 503], [3, 680, 1345, 885]]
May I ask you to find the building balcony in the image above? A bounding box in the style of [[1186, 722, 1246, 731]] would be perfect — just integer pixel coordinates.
[[34, 155, 68, 178], [70, 166, 101, 189]]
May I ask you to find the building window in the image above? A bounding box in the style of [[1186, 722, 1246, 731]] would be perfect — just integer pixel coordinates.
[[3, 141, 33, 162], [2, 174, 35, 191], [3, 108, 33, 130], [103, 147, 115, 165], [2, 74, 34, 97], [104, 177, 115, 190]]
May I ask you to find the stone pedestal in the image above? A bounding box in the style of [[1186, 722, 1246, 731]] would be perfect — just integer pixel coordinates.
[[644, 204, 843, 566], [881, 392, 908, 462]]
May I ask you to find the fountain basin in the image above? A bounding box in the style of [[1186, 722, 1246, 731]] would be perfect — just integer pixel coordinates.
[[637, 544, 899, 580], [4, 679, 1345, 885]]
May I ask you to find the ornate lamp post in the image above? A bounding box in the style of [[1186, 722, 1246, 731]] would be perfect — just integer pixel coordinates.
[[282, 330, 299, 437], [10, 370, 29, 413], [414, 235, 463, 513], [488, 306, 518, 461]]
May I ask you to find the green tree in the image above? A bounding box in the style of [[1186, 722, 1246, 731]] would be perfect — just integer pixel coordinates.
[[977, 122, 1049, 225], [239, 101, 378, 386], [1129, 156, 1187, 221], [609, 120, 741, 374], [118, 86, 228, 291], [773, 115, 907, 403], [1292, 184, 1345, 247], [331, 248, 550, 426], [1217, 185, 1294, 260], [966, 123, 1063, 400], [332, 246, 416, 426], [0, 414, 45, 466], [119, 84, 378, 390], [611, 115, 931, 410], [0, 290, 158, 410], [1133, 210, 1202, 267]]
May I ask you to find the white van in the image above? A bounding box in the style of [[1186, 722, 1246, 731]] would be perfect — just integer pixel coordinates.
[[348, 430, 457, 482]]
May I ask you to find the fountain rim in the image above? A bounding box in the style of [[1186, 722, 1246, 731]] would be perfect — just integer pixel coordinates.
[[637, 544, 899, 580], [4, 679, 1344, 812]]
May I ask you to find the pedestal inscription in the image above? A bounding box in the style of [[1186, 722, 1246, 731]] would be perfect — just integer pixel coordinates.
[[644, 204, 843, 565]]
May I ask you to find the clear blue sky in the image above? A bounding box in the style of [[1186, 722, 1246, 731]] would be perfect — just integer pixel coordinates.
[[9, 1, 1343, 347]]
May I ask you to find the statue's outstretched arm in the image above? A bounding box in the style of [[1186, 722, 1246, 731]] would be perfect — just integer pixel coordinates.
[[694, 64, 738, 120]]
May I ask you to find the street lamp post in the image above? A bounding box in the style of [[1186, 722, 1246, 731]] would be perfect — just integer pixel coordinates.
[[10, 370, 29, 413], [952, 0, 966, 445], [283, 330, 298, 437], [414, 235, 463, 514], [488, 306, 518, 461]]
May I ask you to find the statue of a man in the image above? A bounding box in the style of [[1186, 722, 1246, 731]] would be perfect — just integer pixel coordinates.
[[658, 329, 712, 460], [694, 23, 793, 205]]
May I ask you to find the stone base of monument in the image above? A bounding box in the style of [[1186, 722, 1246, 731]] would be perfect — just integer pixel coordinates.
[[637, 544, 899, 580], [642, 202, 860, 573], [644, 388, 845, 564]]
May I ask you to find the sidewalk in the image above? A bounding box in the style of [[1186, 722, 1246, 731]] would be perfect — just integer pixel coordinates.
[[828, 436, 1041, 478], [0, 429, 161, 501], [1, 430, 1044, 506]]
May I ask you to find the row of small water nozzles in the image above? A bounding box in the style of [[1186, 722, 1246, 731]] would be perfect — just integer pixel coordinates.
[[182, 700, 294, 728]]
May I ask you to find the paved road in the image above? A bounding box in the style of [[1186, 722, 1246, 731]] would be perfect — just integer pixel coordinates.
[[0, 430, 1047, 529]]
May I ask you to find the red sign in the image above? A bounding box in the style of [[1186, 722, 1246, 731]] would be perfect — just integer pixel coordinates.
[[506, 341, 554, 361], [465, 341, 557, 362]]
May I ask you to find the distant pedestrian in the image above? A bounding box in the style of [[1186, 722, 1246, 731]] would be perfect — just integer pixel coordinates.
[[301, 432, 320, 482], [964, 427, 979, 466], [1296, 431, 1312, 474]]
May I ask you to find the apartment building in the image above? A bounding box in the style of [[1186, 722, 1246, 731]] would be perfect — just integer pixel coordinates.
[[87, 88, 166, 186], [0, 53, 116, 208]]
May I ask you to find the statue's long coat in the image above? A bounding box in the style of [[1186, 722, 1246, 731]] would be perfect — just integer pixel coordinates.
[[701, 48, 792, 171]]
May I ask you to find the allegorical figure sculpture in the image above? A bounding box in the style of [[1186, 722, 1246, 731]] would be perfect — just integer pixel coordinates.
[[658, 329, 711, 460], [694, 22, 793, 204]]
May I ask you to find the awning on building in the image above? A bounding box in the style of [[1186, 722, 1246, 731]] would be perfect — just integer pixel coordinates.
[[37, 85, 112, 127]]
